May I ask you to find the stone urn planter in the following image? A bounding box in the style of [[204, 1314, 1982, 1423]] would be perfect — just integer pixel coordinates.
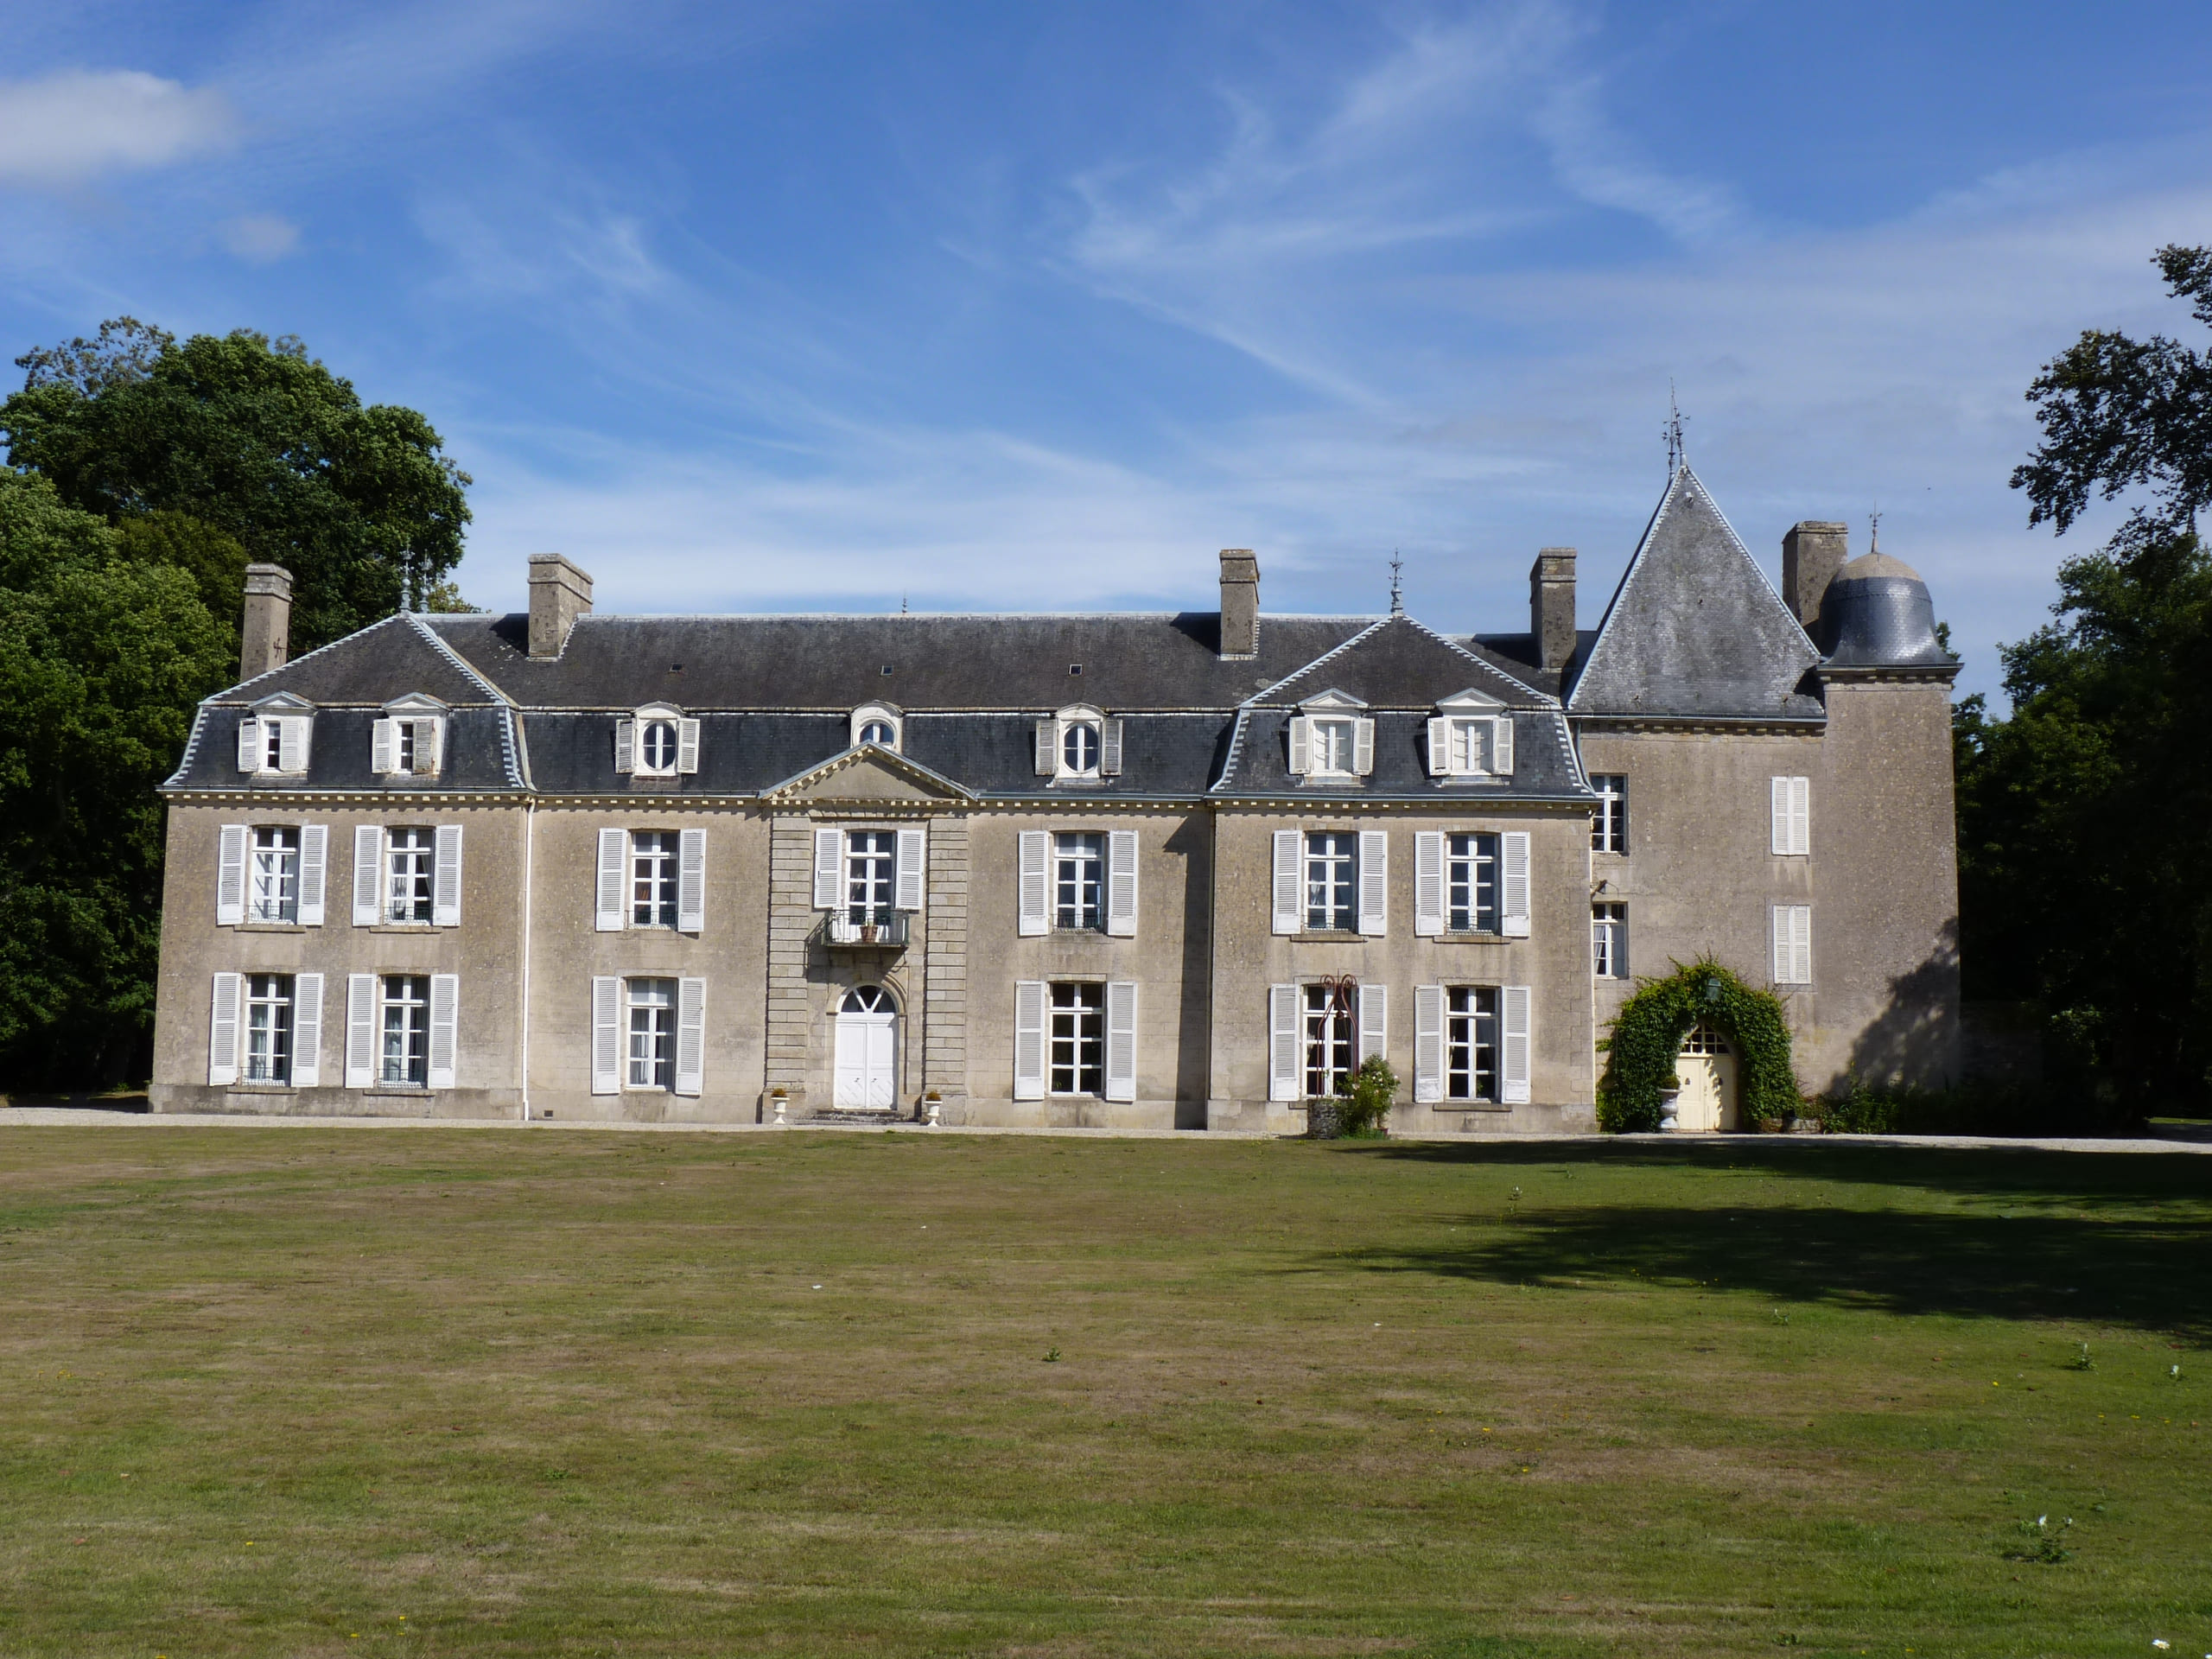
[[1657, 1088, 1681, 1133]]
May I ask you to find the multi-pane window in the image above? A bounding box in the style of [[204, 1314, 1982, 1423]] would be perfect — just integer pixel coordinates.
[[626, 977, 676, 1090], [1048, 982, 1103, 1095], [1445, 986, 1498, 1102], [639, 719, 679, 772], [1444, 718, 1490, 773], [385, 828, 435, 922], [1062, 721, 1100, 776], [245, 973, 294, 1084], [846, 830, 896, 925], [1306, 832, 1357, 931], [380, 974, 429, 1086], [1591, 774, 1629, 853], [1302, 982, 1355, 1098], [265, 721, 287, 771], [631, 831, 677, 927], [396, 721, 417, 772], [1308, 718, 1356, 776], [250, 826, 300, 923], [1592, 903, 1629, 979], [1446, 832, 1499, 933], [1055, 833, 1103, 930], [858, 720, 895, 747]]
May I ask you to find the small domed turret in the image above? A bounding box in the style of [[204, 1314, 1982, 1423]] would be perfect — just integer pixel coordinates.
[[1821, 550, 1951, 666]]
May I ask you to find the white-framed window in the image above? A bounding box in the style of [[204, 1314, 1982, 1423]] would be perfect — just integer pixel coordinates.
[[380, 974, 430, 1086], [594, 827, 704, 933], [811, 826, 925, 915], [1305, 832, 1357, 931], [1049, 982, 1104, 1095], [1772, 905, 1813, 987], [1591, 774, 1629, 852], [1446, 833, 1499, 934], [632, 831, 677, 928], [1592, 902, 1628, 978], [244, 973, 294, 1084], [626, 977, 677, 1090], [1445, 986, 1498, 1102], [1770, 776, 1811, 856], [237, 701, 314, 776], [1287, 692, 1374, 782], [1062, 720, 1099, 776], [372, 699, 447, 778], [615, 704, 700, 779], [1274, 828, 1386, 936], [1034, 705, 1122, 781], [385, 828, 435, 923], [1055, 833, 1103, 931], [1303, 982, 1355, 1099], [1414, 982, 1528, 1104], [850, 702, 903, 751], [250, 827, 300, 923], [1424, 690, 1513, 779], [845, 830, 896, 924]]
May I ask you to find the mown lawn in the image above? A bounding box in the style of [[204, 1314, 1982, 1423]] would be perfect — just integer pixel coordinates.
[[1, 1127, 2207, 1657]]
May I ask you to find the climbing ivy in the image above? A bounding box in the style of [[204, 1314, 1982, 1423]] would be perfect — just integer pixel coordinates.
[[1595, 957, 1801, 1133]]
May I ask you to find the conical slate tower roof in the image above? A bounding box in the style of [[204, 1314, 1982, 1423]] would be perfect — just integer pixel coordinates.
[[1567, 466, 1822, 720]]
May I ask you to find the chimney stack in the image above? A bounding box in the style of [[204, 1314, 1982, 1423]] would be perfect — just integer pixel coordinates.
[[1782, 521, 1848, 640], [241, 563, 292, 678], [1218, 549, 1259, 658], [528, 553, 594, 658], [1529, 547, 1576, 671]]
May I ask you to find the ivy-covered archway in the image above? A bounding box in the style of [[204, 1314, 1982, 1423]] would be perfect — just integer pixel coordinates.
[[1596, 957, 1800, 1133]]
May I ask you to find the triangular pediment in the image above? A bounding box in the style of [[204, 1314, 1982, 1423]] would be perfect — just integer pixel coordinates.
[[1297, 687, 1367, 712], [1435, 686, 1506, 712], [761, 745, 973, 804], [251, 690, 316, 713]]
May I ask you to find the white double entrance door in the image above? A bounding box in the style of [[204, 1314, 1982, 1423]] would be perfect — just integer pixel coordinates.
[[833, 985, 898, 1110]]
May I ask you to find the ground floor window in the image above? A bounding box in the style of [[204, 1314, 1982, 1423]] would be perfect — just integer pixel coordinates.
[[1592, 902, 1628, 978], [1446, 986, 1498, 1102], [1050, 982, 1103, 1095], [380, 974, 429, 1085], [245, 973, 294, 1084], [627, 977, 676, 1089], [1303, 982, 1355, 1098]]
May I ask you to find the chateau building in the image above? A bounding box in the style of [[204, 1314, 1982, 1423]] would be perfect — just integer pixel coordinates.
[[149, 465, 1961, 1132]]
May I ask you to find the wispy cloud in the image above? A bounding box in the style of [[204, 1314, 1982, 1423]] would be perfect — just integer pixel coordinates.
[[1533, 75, 1744, 245], [217, 211, 298, 262], [0, 69, 235, 187]]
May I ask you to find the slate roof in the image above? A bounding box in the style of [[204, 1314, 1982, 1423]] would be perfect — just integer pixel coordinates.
[[168, 705, 525, 793], [1250, 614, 1557, 711], [1566, 466, 1824, 721], [1213, 709, 1587, 802]]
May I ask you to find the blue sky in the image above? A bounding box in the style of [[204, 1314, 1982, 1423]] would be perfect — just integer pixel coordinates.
[[3, 2, 2209, 702]]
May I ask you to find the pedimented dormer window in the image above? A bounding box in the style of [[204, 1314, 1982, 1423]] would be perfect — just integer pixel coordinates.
[[616, 702, 700, 779], [1034, 704, 1122, 782], [373, 694, 449, 779], [237, 693, 315, 778], [1426, 689, 1515, 779], [1287, 690, 1373, 781], [850, 702, 903, 753]]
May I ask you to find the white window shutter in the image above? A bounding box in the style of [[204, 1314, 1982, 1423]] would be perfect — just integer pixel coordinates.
[[895, 827, 926, 912], [1413, 984, 1445, 1103], [1413, 831, 1444, 937], [216, 824, 248, 925], [1271, 830, 1302, 935], [298, 824, 327, 926], [427, 974, 458, 1090], [1104, 980, 1137, 1103], [1491, 715, 1514, 774], [1106, 830, 1138, 937], [352, 826, 383, 926], [236, 717, 261, 772], [1357, 829, 1388, 937], [613, 719, 635, 774], [1501, 985, 1532, 1103], [277, 717, 307, 774], [432, 824, 463, 926], [1795, 906, 1814, 984], [674, 976, 705, 1097], [677, 828, 706, 933], [291, 973, 323, 1087], [1268, 985, 1300, 1102], [1353, 717, 1376, 777], [1287, 716, 1310, 776], [812, 827, 842, 909], [590, 976, 621, 1095], [372, 717, 397, 774], [207, 972, 241, 1086], [1426, 717, 1449, 776], [416, 718, 442, 775], [1772, 906, 1789, 982], [1770, 776, 1789, 855], [1100, 718, 1124, 776], [1017, 830, 1050, 936], [1501, 830, 1531, 936], [1357, 981, 1388, 1066], [345, 975, 376, 1088], [677, 718, 701, 775], [1014, 980, 1047, 1100], [596, 828, 627, 931], [1034, 720, 1056, 776], [1790, 776, 1811, 855]]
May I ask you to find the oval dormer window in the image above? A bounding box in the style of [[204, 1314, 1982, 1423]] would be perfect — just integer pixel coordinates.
[[640, 719, 679, 772], [1062, 721, 1100, 775], [859, 720, 895, 747]]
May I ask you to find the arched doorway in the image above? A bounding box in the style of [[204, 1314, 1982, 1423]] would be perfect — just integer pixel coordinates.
[[833, 985, 898, 1109], [1673, 1024, 1738, 1133]]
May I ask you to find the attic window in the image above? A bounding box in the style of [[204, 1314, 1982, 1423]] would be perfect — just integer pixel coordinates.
[[373, 697, 448, 779], [881, 664, 893, 676], [1034, 704, 1122, 782], [617, 703, 699, 779], [1425, 690, 1516, 780], [850, 702, 903, 753], [1069, 664, 1082, 676], [1286, 692, 1373, 783]]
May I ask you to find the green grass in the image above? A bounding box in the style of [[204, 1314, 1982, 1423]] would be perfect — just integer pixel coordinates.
[[1, 1128, 2208, 1657]]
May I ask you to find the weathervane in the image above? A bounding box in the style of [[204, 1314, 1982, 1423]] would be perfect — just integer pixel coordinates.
[[1663, 380, 1688, 474], [1389, 550, 1405, 616], [1868, 506, 1881, 556]]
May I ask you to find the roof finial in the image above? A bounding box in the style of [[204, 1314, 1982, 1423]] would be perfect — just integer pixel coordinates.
[[1663, 380, 1688, 474], [1869, 505, 1881, 556], [1388, 550, 1404, 616], [900, 590, 908, 615]]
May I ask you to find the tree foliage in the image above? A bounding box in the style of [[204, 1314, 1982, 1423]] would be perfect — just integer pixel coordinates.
[[2, 322, 471, 652], [1595, 958, 1798, 1133]]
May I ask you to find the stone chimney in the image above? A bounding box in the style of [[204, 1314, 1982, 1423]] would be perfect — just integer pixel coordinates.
[[528, 553, 594, 658], [1529, 547, 1576, 671], [1218, 549, 1259, 658], [1782, 521, 1849, 639], [241, 563, 292, 678]]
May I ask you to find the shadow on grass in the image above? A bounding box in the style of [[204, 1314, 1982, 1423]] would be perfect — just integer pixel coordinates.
[[1322, 1198, 2212, 1341]]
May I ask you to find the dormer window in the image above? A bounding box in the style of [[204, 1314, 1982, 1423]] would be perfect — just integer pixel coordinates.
[[1034, 705, 1122, 782], [237, 695, 315, 778], [1287, 691, 1373, 782], [849, 702, 903, 753], [1426, 690, 1515, 779], [616, 703, 700, 779], [373, 695, 448, 779]]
